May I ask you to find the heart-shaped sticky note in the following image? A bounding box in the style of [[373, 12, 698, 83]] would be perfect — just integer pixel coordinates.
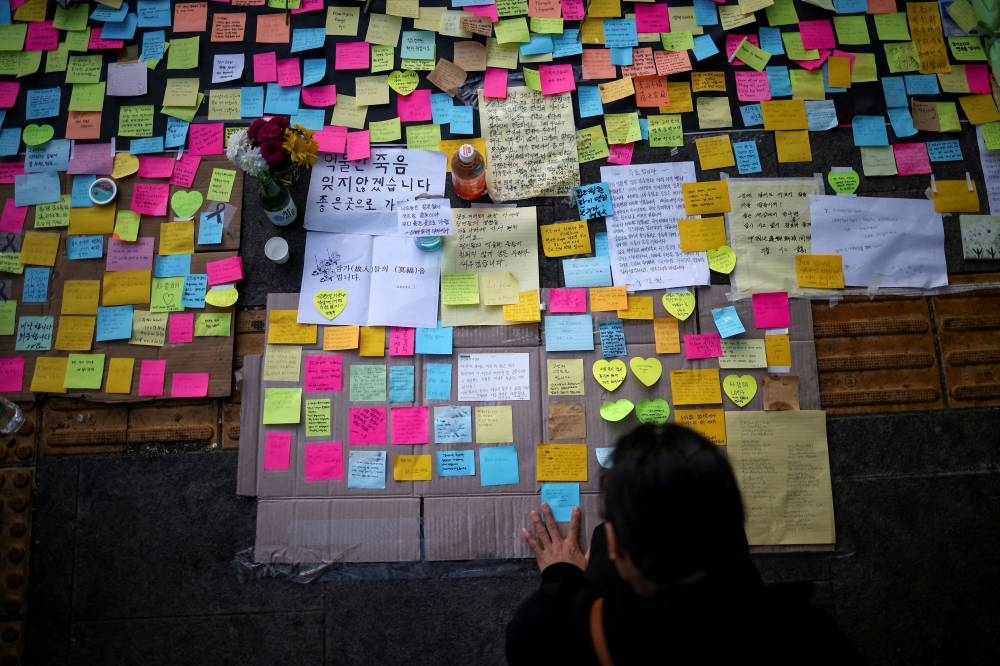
[[636, 399, 670, 425], [662, 291, 695, 321], [205, 286, 239, 307], [600, 399, 634, 422], [707, 245, 737, 274], [388, 70, 419, 96], [723, 374, 757, 408], [592, 359, 628, 392], [22, 123, 54, 147], [629, 357, 662, 387], [112, 152, 140, 179], [170, 190, 204, 219], [828, 170, 860, 194], [314, 289, 348, 320]]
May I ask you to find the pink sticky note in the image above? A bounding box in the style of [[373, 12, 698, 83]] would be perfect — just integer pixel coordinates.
[[188, 123, 225, 156], [795, 51, 830, 70], [170, 153, 202, 188], [465, 3, 499, 21], [389, 327, 415, 356], [106, 237, 155, 272], [67, 143, 114, 175], [0, 200, 27, 233], [539, 64, 576, 95], [130, 183, 170, 217], [390, 406, 429, 445], [483, 68, 508, 99], [0, 82, 20, 109], [561, 0, 585, 21], [726, 34, 759, 65], [549, 288, 587, 313], [89, 31, 124, 50], [304, 354, 343, 392], [0, 356, 25, 393], [170, 372, 209, 398], [634, 3, 669, 32], [263, 431, 292, 471], [734, 70, 771, 102], [397, 89, 432, 122], [138, 156, 176, 179], [25, 21, 59, 51], [335, 42, 370, 70], [315, 125, 348, 153], [349, 407, 387, 444], [893, 143, 932, 176], [304, 441, 344, 482], [346, 130, 370, 162], [0, 161, 24, 184], [253, 52, 278, 83], [683, 333, 723, 360], [751, 292, 791, 329], [206, 256, 244, 286], [302, 84, 337, 107], [966, 64, 991, 94], [137, 359, 167, 397], [276, 57, 302, 87], [292, 0, 325, 13], [607, 143, 635, 165], [799, 19, 836, 50], [167, 312, 195, 344]]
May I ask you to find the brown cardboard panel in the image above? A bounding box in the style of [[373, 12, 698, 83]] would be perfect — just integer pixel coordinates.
[[237, 354, 262, 497], [127, 400, 219, 445], [0, 622, 25, 664], [254, 497, 421, 564], [696, 285, 815, 341], [452, 321, 539, 347], [0, 469, 32, 615], [933, 292, 1000, 408], [812, 298, 944, 415], [41, 399, 127, 455], [716, 341, 821, 413], [222, 402, 241, 451], [0, 402, 35, 465]]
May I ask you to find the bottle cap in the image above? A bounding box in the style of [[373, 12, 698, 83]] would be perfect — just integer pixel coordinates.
[[264, 237, 290, 264], [88, 178, 118, 206], [457, 143, 476, 163], [414, 236, 443, 252]]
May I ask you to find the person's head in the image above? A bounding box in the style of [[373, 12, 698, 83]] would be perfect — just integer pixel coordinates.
[[600, 424, 758, 594]]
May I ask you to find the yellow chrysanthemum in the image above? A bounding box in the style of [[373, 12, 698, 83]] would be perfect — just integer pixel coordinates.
[[283, 125, 319, 167]]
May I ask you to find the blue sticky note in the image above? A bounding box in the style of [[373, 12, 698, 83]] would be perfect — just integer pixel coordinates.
[[904, 74, 939, 96], [182, 274, 207, 308], [430, 93, 454, 125], [0, 128, 19, 157], [130, 137, 164, 155], [712, 306, 746, 338], [0, 1, 8, 24], [15, 315, 53, 352], [609, 46, 632, 66], [434, 405, 471, 443], [96, 305, 133, 342], [290, 27, 326, 53], [520, 34, 553, 57], [291, 108, 325, 130], [733, 140, 762, 175], [694, 0, 719, 25], [154, 254, 191, 278], [91, 3, 129, 22], [545, 314, 595, 352], [575, 182, 614, 219], [852, 115, 889, 147], [926, 139, 963, 162], [25, 139, 71, 173], [603, 18, 638, 48], [100, 13, 138, 39], [450, 106, 474, 135], [264, 83, 300, 115], [766, 66, 792, 97], [15, 172, 62, 207], [389, 365, 415, 403], [400, 30, 436, 60], [758, 27, 785, 56], [67, 235, 104, 260], [424, 362, 452, 401], [22, 268, 49, 303], [599, 319, 627, 358], [805, 100, 838, 131], [302, 59, 326, 86], [540, 483, 580, 522], [639, 118, 648, 141], [140, 30, 165, 62], [0, 111, 5, 129], [415, 322, 453, 354], [563, 256, 612, 288], [881, 76, 908, 109], [833, 0, 867, 12], [197, 211, 224, 245], [164, 117, 189, 148], [822, 64, 847, 94], [450, 0, 496, 5], [740, 103, 763, 127], [437, 450, 475, 477], [70, 175, 96, 208], [887, 107, 918, 138], [479, 446, 519, 487], [692, 35, 720, 61], [136, 0, 171, 28], [348, 450, 386, 489], [594, 232, 609, 256], [240, 87, 265, 118], [577, 86, 603, 118], [552, 30, 583, 58], [26, 87, 60, 120]]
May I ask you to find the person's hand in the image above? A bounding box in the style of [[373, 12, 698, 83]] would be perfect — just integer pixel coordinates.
[[521, 504, 588, 572]]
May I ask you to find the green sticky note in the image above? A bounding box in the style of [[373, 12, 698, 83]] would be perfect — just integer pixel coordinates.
[[163, 78, 201, 107], [355, 74, 390, 106], [498, 0, 528, 16], [66, 55, 103, 84], [68, 82, 106, 112], [45, 44, 69, 74], [167, 36, 200, 70], [405, 123, 441, 150], [369, 117, 402, 142], [605, 112, 642, 145], [764, 0, 798, 25], [65, 29, 90, 53], [441, 272, 480, 305], [114, 211, 141, 242], [0, 300, 15, 336], [648, 114, 683, 147], [349, 364, 387, 402], [0, 25, 27, 51], [34, 196, 71, 229], [118, 105, 154, 138], [64, 353, 106, 390], [400, 57, 434, 71], [263, 387, 303, 425], [495, 18, 530, 44], [330, 93, 368, 129], [207, 168, 237, 203], [161, 93, 205, 123], [530, 17, 564, 34], [305, 399, 331, 437], [17, 51, 41, 78], [948, 36, 987, 62], [150, 277, 186, 314], [523, 66, 541, 91], [982, 122, 1000, 151], [371, 44, 395, 72], [576, 125, 609, 163], [873, 12, 910, 42], [884, 41, 920, 73], [0, 54, 16, 76], [733, 38, 770, 71], [0, 254, 23, 275], [660, 31, 694, 52], [53, 3, 90, 31], [195, 312, 232, 337], [833, 16, 870, 46], [937, 102, 961, 132], [781, 32, 819, 61]]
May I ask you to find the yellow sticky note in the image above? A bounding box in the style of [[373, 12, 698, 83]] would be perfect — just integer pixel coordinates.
[[681, 181, 732, 216], [597, 77, 635, 104], [691, 71, 727, 92], [604, 112, 642, 145], [61, 280, 101, 316], [959, 94, 1000, 125], [159, 221, 195, 255], [323, 325, 360, 350], [674, 408, 727, 445], [102, 270, 151, 306], [589, 285, 628, 312], [795, 255, 845, 289], [359, 325, 386, 356], [131, 311, 168, 346], [540, 220, 591, 258], [475, 405, 513, 443], [775, 130, 812, 163], [537, 443, 588, 482], [678, 216, 728, 252], [480, 271, 520, 306], [207, 168, 237, 202], [695, 135, 736, 170], [576, 125, 609, 163], [68, 202, 116, 235], [263, 387, 302, 425], [268, 310, 318, 345], [114, 210, 141, 241], [932, 180, 979, 213], [547, 358, 585, 396], [659, 81, 693, 113], [441, 272, 480, 306], [653, 317, 680, 354], [31, 357, 68, 393], [369, 117, 402, 143], [669, 368, 723, 405], [760, 100, 809, 130], [105, 357, 135, 394], [393, 454, 433, 481], [19, 231, 60, 267], [502, 289, 541, 322], [55, 315, 96, 351], [617, 295, 654, 320], [827, 56, 852, 89], [405, 123, 442, 151], [263, 345, 302, 382], [764, 333, 792, 366], [695, 96, 733, 129]]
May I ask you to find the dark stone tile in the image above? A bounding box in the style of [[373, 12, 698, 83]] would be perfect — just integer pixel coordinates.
[[324, 574, 539, 666], [72, 452, 321, 620], [70, 611, 324, 666]]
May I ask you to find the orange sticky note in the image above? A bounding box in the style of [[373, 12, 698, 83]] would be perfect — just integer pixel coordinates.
[[669, 368, 723, 405], [256, 12, 291, 43], [681, 181, 732, 215], [760, 100, 809, 130], [359, 325, 386, 356], [61, 280, 101, 316], [589, 285, 628, 311], [617, 295, 654, 320], [634, 75, 670, 107], [828, 56, 852, 88], [502, 289, 542, 322], [18, 231, 60, 267], [30, 357, 68, 394], [695, 135, 736, 170], [105, 357, 135, 394], [775, 130, 813, 163], [540, 220, 592, 257], [268, 310, 318, 345], [674, 408, 727, 445], [102, 270, 152, 307], [537, 443, 589, 481], [795, 254, 845, 289], [173, 2, 208, 32], [764, 333, 792, 367], [931, 180, 980, 213], [653, 317, 680, 354], [66, 112, 103, 140], [210, 12, 246, 42], [323, 325, 361, 350], [678, 216, 727, 252]]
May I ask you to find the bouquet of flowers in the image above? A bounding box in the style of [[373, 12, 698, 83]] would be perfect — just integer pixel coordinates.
[[226, 117, 318, 186]]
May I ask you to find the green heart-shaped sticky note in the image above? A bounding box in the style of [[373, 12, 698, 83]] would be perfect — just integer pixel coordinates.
[[828, 170, 860, 194], [112, 152, 140, 179], [314, 289, 348, 320], [170, 190, 204, 219], [629, 357, 662, 387], [600, 399, 634, 422], [662, 291, 695, 321], [723, 374, 757, 408], [22, 123, 54, 146], [707, 245, 737, 274], [592, 359, 627, 391], [635, 399, 670, 425], [205, 287, 239, 307], [388, 70, 419, 96]]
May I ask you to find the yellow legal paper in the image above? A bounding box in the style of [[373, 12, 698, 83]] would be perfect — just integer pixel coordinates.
[[764, 333, 792, 367], [55, 315, 96, 351], [105, 357, 135, 394], [547, 358, 585, 396], [263, 345, 302, 382], [617, 295, 655, 320], [262, 387, 303, 425], [932, 180, 979, 213], [480, 271, 520, 305], [393, 454, 433, 481], [268, 310, 318, 345], [68, 204, 116, 236], [761, 100, 808, 130], [681, 181, 732, 216], [441, 272, 481, 306], [19, 231, 60, 267], [324, 325, 360, 350], [61, 280, 101, 315], [674, 408, 727, 445], [695, 135, 736, 170], [653, 317, 680, 354], [795, 255, 845, 289], [31, 357, 69, 394], [589, 285, 628, 312], [775, 130, 812, 163], [502, 289, 542, 322], [475, 405, 514, 443], [540, 220, 591, 258], [577, 125, 610, 163], [678, 216, 727, 252], [102, 270, 151, 306], [359, 326, 386, 356], [536, 443, 588, 481], [669, 368, 723, 405]]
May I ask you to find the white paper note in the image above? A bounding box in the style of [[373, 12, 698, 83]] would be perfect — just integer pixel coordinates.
[[457, 353, 531, 401]]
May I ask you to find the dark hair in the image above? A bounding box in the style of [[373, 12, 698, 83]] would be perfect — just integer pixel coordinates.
[[601, 424, 760, 589]]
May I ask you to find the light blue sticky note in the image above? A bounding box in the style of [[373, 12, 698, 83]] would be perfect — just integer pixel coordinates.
[[302, 58, 326, 86], [881, 76, 908, 108], [733, 140, 762, 175], [609, 46, 632, 66], [545, 314, 595, 352], [182, 274, 207, 308], [290, 27, 326, 53], [563, 256, 613, 288], [887, 107, 918, 138], [0, 128, 19, 157], [430, 93, 454, 125], [140, 30, 165, 62], [639, 118, 648, 141], [599, 319, 627, 358], [577, 86, 603, 118], [758, 27, 785, 55], [0, 111, 5, 129], [450, 106, 473, 135], [15, 315, 53, 352], [130, 137, 165, 155], [766, 66, 792, 97], [389, 365, 415, 403], [400, 30, 436, 60], [70, 175, 96, 208], [693, 0, 719, 25], [240, 87, 265, 118], [15, 172, 62, 207], [692, 34, 720, 61], [100, 13, 138, 39], [348, 450, 386, 489], [136, 0, 171, 28], [25, 139, 71, 174], [740, 103, 763, 127], [197, 211, 224, 245], [437, 450, 475, 477], [154, 254, 191, 278], [415, 322, 453, 355], [833, 0, 867, 12], [575, 182, 613, 219], [0, 0, 8, 24], [164, 117, 189, 148], [926, 139, 963, 162], [22, 268, 49, 303], [26, 87, 60, 120], [434, 405, 471, 443], [424, 362, 452, 401], [67, 235, 104, 260], [712, 305, 746, 338], [904, 73, 939, 96], [603, 18, 638, 48], [852, 115, 889, 147], [805, 100, 838, 131], [91, 3, 129, 22], [540, 483, 580, 522], [450, 0, 496, 6], [264, 83, 300, 115], [291, 108, 325, 130], [96, 305, 133, 342], [520, 34, 554, 57], [822, 64, 847, 94], [594, 232, 609, 256], [479, 446, 519, 487], [552, 30, 583, 58]]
